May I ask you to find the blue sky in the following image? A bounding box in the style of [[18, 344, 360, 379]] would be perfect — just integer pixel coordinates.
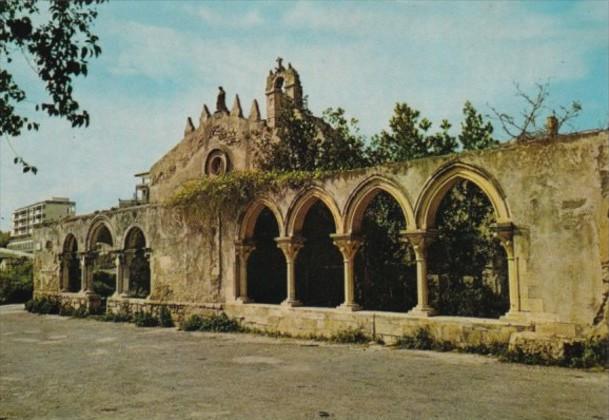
[[1, 0, 608, 231]]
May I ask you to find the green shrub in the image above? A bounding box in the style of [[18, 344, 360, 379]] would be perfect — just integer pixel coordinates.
[[133, 311, 159, 327], [72, 306, 89, 318], [59, 304, 75, 317], [25, 296, 60, 314], [181, 314, 204, 331], [112, 311, 132, 323], [0, 260, 33, 304], [181, 313, 241, 332], [198, 312, 241, 332], [158, 306, 174, 328], [330, 327, 370, 344]]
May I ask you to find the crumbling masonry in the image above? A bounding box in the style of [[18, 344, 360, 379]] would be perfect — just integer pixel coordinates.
[[33, 61, 609, 349]]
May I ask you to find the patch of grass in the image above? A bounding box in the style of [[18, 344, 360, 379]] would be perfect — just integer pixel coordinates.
[[100, 311, 131, 323], [330, 327, 370, 344], [396, 327, 608, 369], [397, 327, 454, 351]]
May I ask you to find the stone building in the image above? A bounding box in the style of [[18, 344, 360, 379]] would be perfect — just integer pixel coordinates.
[[32, 61, 609, 348]]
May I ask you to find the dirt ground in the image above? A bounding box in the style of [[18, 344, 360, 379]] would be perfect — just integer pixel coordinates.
[[0, 305, 607, 420]]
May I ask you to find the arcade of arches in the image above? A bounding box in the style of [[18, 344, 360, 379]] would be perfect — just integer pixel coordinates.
[[59, 224, 151, 302], [237, 175, 512, 319]]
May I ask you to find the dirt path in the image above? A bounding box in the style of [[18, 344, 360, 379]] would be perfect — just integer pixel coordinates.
[[1, 305, 607, 419]]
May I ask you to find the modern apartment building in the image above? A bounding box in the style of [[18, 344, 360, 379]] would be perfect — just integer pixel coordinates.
[[8, 197, 76, 252]]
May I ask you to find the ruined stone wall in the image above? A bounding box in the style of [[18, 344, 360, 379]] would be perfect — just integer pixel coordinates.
[[33, 130, 609, 332]]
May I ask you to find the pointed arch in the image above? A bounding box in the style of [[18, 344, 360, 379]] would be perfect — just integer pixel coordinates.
[[286, 187, 343, 236], [85, 216, 116, 251], [343, 175, 416, 234], [415, 162, 511, 229], [62, 233, 79, 253], [238, 197, 285, 240], [122, 224, 148, 250]]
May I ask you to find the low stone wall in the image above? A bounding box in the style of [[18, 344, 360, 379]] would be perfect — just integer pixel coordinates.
[[223, 303, 533, 346], [35, 291, 101, 313], [37, 292, 600, 359], [106, 296, 223, 323]]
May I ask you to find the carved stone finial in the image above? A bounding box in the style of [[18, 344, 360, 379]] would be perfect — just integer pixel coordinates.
[[216, 86, 228, 114], [200, 104, 211, 123], [275, 57, 284, 71], [231, 95, 243, 118], [184, 117, 195, 135], [248, 99, 261, 121]]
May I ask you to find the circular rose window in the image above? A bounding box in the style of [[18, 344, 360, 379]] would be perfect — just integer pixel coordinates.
[[205, 150, 230, 176]]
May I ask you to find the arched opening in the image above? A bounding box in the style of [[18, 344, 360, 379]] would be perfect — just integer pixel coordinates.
[[427, 179, 509, 318], [295, 200, 343, 307], [62, 234, 81, 292], [247, 208, 286, 303], [89, 223, 116, 299], [124, 227, 150, 298], [354, 191, 417, 312], [274, 76, 284, 91]]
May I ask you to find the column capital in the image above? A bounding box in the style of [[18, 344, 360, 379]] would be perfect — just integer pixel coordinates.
[[400, 229, 437, 258], [235, 239, 256, 259], [330, 234, 362, 261], [275, 236, 304, 260], [491, 222, 514, 243]]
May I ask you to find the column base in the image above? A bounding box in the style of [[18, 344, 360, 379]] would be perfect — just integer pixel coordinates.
[[337, 302, 362, 312], [406, 305, 436, 317], [281, 299, 302, 308], [500, 309, 527, 322], [235, 296, 253, 304]]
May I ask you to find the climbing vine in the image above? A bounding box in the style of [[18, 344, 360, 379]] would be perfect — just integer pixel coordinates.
[[165, 170, 332, 222]]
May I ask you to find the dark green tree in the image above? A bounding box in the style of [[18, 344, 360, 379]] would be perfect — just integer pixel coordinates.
[[369, 103, 457, 164], [258, 101, 368, 172], [459, 101, 497, 151]]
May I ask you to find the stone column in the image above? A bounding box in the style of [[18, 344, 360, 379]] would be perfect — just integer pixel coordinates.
[[58, 253, 67, 292], [79, 252, 94, 294], [492, 222, 521, 318], [276, 236, 304, 307], [114, 251, 125, 297], [331, 234, 362, 311], [234, 241, 256, 303], [401, 230, 437, 317]]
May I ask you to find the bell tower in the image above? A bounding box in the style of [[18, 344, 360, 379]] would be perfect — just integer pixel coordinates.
[[265, 57, 303, 127]]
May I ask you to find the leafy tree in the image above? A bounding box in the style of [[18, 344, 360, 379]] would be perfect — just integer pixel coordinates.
[[1, 0, 106, 172], [318, 107, 369, 170], [369, 103, 458, 164], [0, 259, 33, 303], [459, 101, 497, 151], [257, 101, 369, 172], [0, 230, 10, 248]]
